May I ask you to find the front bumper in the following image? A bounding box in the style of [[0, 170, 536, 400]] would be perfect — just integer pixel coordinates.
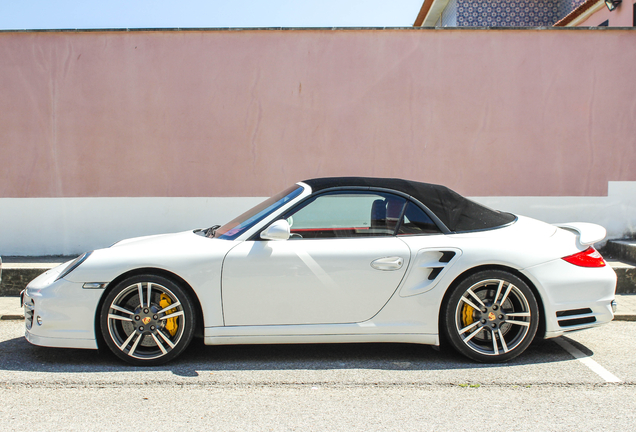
[[22, 266, 104, 350]]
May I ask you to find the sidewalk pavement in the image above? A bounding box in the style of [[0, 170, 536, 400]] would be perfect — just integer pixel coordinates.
[[2, 294, 635, 321], [0, 296, 24, 320], [614, 293, 636, 321]]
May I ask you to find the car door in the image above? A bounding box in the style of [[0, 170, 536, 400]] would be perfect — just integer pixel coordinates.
[[221, 191, 412, 326]]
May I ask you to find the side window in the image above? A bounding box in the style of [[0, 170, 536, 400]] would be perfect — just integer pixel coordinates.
[[286, 191, 406, 239], [397, 202, 441, 235]]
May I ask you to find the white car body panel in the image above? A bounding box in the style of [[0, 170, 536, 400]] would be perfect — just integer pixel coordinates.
[[523, 258, 616, 337], [222, 237, 410, 325], [62, 230, 236, 328], [21, 181, 617, 359], [203, 327, 439, 346], [22, 265, 102, 348]]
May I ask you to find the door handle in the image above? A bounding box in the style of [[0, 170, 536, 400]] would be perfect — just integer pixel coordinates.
[[371, 257, 404, 271]]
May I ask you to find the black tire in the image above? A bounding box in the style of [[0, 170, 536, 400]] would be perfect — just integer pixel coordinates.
[[442, 270, 539, 363], [99, 274, 195, 366]]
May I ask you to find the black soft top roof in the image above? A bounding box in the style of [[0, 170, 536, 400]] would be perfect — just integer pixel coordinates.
[[302, 177, 516, 233]]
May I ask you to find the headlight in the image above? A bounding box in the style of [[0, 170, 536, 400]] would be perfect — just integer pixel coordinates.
[[55, 251, 93, 282]]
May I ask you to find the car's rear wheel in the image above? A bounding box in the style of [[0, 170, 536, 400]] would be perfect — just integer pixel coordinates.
[[99, 274, 195, 366], [442, 270, 539, 362]]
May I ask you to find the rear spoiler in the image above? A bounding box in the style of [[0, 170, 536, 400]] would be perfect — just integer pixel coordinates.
[[553, 222, 607, 246]]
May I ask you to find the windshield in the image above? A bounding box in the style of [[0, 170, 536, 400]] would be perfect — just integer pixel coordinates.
[[215, 185, 304, 240]]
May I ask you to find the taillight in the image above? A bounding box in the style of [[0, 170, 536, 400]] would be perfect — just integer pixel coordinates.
[[562, 247, 606, 268]]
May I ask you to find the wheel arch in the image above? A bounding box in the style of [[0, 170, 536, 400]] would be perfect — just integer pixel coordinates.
[[93, 267, 205, 350], [438, 264, 547, 344]]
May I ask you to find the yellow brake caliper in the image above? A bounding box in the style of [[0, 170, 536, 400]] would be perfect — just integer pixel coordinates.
[[159, 293, 178, 336], [462, 304, 475, 327]]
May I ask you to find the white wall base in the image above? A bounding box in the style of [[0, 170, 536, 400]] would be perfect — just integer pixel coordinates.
[[473, 182, 636, 243], [0, 197, 266, 256], [1, 182, 634, 256]]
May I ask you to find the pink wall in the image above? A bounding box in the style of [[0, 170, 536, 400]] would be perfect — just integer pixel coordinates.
[[578, 1, 635, 26], [1, 29, 635, 198]]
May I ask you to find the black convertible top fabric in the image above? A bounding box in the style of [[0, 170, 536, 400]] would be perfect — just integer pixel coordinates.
[[302, 177, 516, 233]]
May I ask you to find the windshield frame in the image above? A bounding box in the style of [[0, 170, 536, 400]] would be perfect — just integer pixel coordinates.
[[215, 184, 306, 240]]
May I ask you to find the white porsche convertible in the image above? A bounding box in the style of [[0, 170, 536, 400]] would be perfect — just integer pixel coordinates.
[[22, 177, 617, 365]]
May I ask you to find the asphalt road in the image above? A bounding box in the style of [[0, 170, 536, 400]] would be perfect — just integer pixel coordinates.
[[1, 320, 635, 431]]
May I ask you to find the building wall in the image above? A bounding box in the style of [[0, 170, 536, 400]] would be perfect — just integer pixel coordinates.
[[577, 1, 635, 26], [435, 0, 588, 27], [558, 0, 589, 21], [1, 28, 636, 255], [457, 0, 561, 26]]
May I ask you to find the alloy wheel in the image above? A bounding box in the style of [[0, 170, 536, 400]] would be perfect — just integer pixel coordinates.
[[101, 275, 195, 365], [444, 270, 539, 362]]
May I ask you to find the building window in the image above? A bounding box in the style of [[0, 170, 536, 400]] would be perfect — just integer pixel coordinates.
[[598, 19, 609, 26]]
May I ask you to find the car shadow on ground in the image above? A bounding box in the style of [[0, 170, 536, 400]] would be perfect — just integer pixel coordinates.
[[0, 332, 591, 377]]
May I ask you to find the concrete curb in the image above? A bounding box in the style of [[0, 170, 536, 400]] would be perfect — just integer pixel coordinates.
[[613, 315, 636, 322], [1, 315, 24, 321], [604, 240, 636, 264]]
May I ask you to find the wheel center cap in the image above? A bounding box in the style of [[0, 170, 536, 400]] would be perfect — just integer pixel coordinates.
[[142, 316, 152, 325], [488, 312, 496, 321]]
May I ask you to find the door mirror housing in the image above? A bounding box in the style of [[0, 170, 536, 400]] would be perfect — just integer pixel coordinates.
[[260, 219, 291, 241]]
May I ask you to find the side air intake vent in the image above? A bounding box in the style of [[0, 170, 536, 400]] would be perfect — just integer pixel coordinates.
[[556, 308, 596, 328], [400, 248, 461, 297], [439, 251, 456, 263], [556, 308, 593, 317]]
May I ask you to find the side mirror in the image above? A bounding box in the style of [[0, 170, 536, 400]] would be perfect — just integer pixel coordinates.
[[260, 219, 290, 241]]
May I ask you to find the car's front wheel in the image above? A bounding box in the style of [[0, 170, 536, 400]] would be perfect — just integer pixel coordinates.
[[442, 270, 539, 362], [99, 274, 195, 366]]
